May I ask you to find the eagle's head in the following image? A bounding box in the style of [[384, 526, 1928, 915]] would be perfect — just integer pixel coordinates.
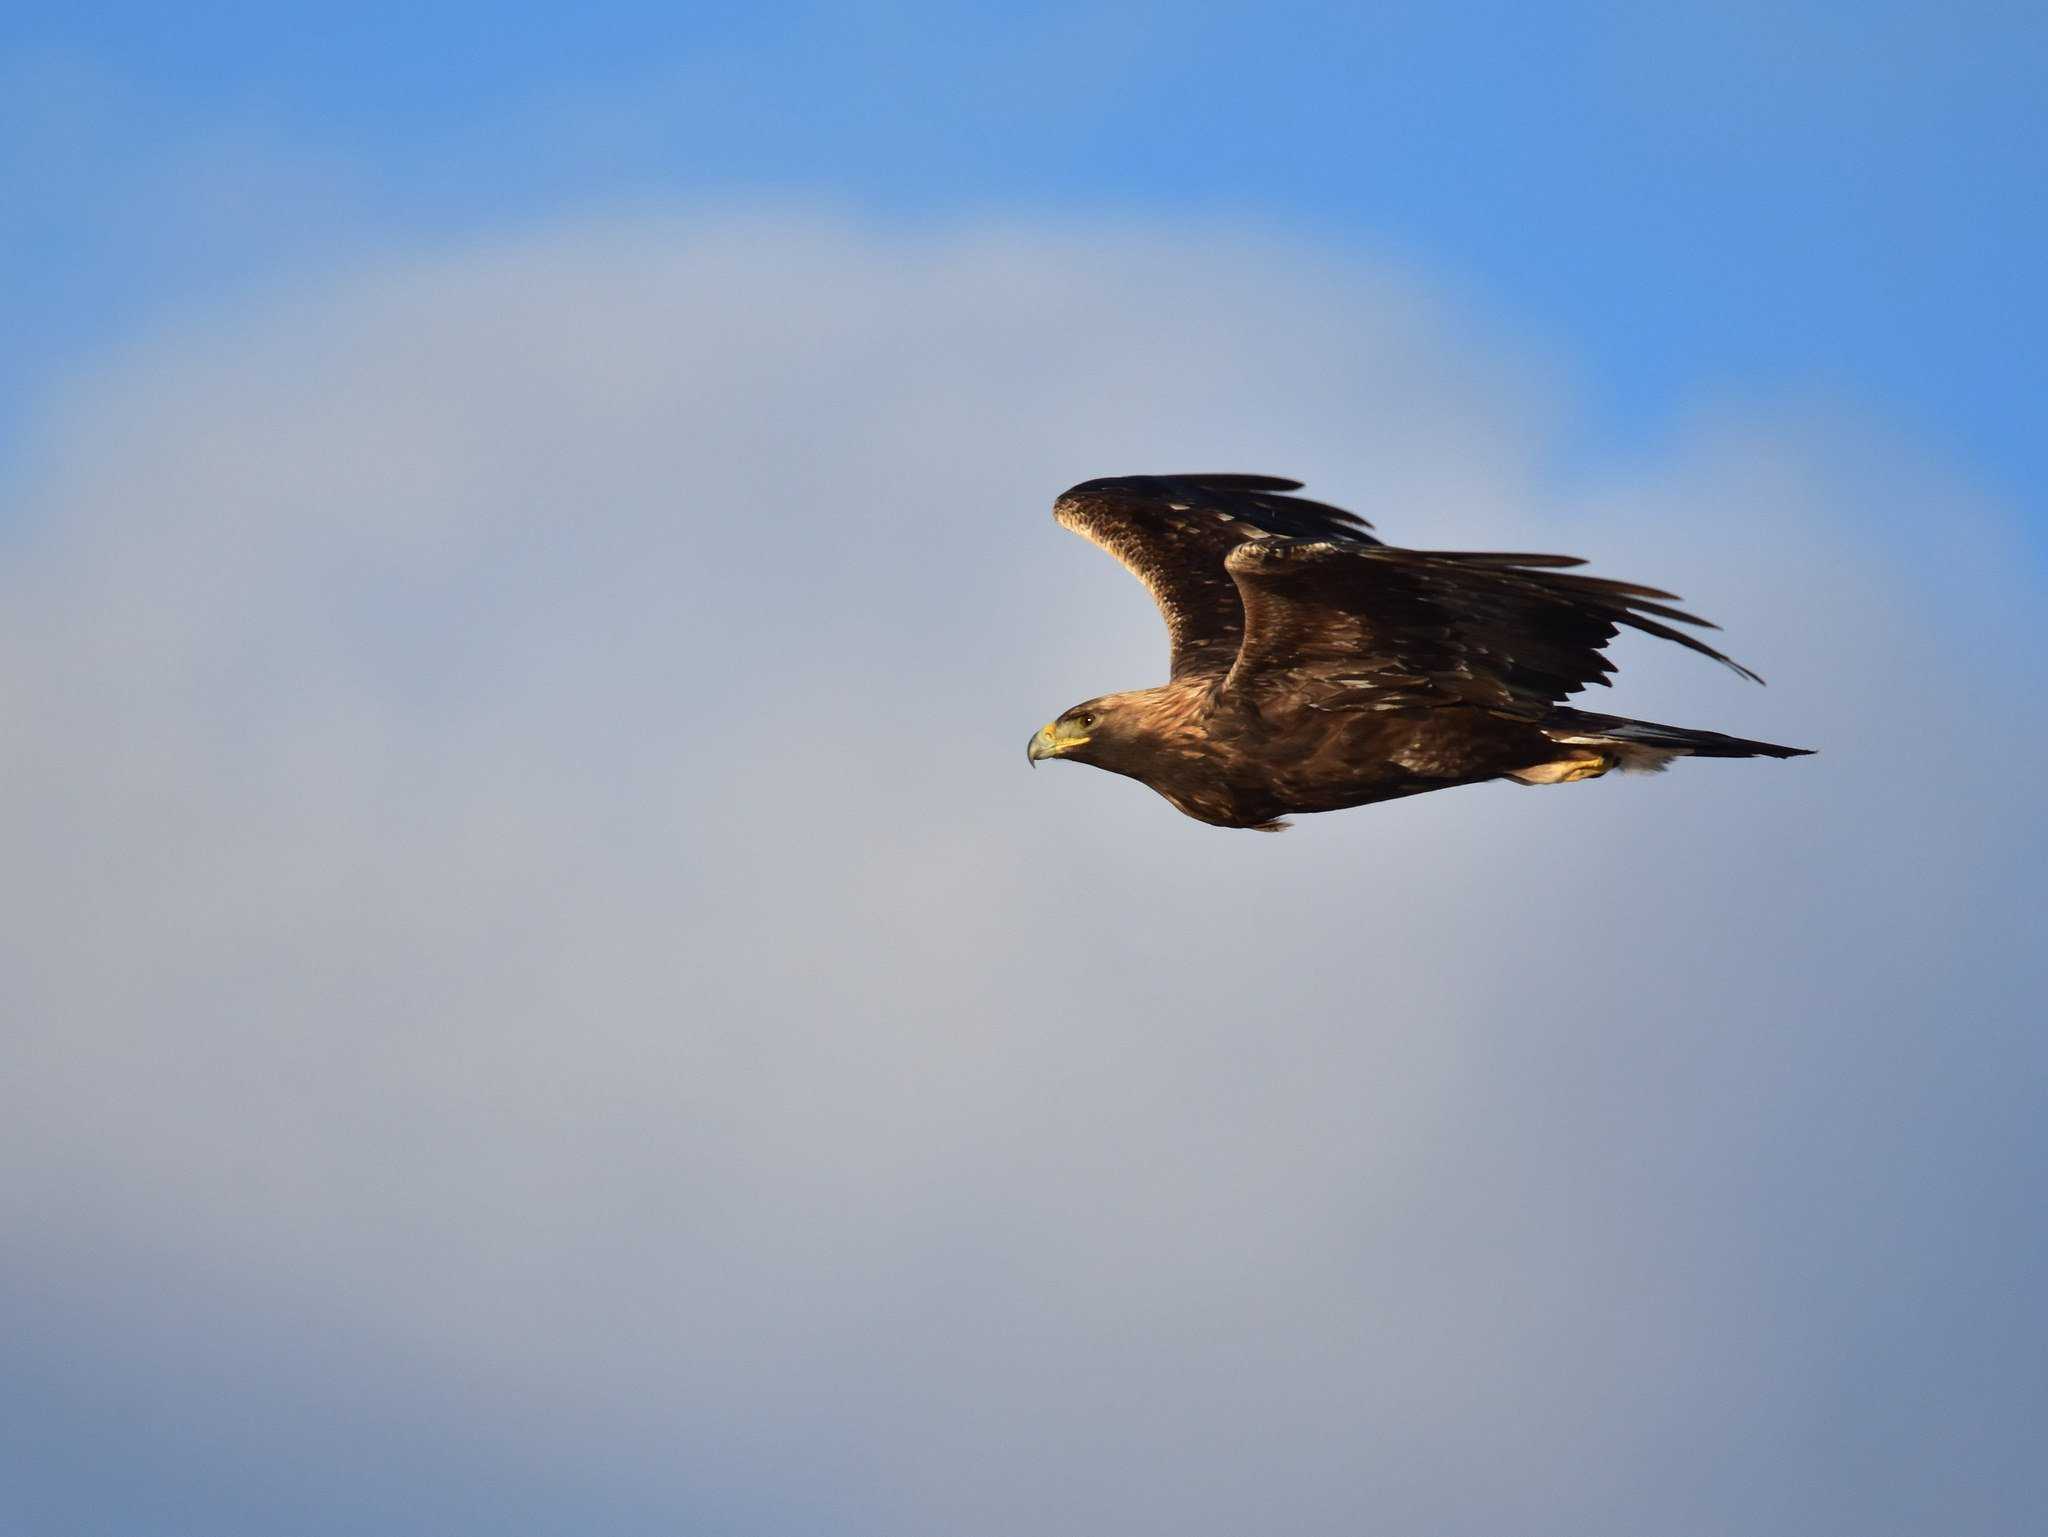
[[1026, 696, 1136, 770]]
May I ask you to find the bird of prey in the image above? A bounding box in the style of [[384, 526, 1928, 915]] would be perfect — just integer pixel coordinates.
[[1027, 473, 1810, 830]]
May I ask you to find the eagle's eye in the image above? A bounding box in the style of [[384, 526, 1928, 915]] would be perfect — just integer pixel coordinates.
[[1076, 711, 1097, 729]]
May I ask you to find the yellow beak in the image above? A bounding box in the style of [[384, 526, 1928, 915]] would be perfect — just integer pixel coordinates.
[[1027, 720, 1088, 766]]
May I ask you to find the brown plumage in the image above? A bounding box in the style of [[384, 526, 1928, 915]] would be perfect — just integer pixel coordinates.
[[1026, 473, 1811, 829]]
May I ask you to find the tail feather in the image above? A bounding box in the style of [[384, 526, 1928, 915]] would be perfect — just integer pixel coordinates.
[[1542, 708, 1814, 764]]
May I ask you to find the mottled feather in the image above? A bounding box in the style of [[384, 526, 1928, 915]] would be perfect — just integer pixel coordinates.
[[1221, 537, 1761, 712]]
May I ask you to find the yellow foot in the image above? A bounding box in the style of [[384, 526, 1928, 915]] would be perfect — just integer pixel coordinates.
[[1506, 752, 1613, 785]]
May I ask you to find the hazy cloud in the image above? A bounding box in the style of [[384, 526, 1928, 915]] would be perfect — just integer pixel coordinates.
[[3, 212, 2040, 1535]]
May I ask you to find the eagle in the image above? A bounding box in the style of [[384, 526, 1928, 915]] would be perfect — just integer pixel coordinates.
[[1027, 473, 1810, 830]]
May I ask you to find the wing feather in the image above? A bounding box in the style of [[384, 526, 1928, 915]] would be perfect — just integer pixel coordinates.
[[1221, 538, 1761, 711], [1052, 474, 1379, 679]]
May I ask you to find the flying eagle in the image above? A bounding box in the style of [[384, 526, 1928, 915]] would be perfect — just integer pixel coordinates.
[[1027, 474, 1810, 829]]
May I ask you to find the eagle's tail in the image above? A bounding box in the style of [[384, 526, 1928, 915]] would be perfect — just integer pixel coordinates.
[[1531, 708, 1814, 775]]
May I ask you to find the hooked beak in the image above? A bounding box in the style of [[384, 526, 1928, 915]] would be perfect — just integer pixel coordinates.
[[1027, 722, 1055, 767], [1027, 719, 1088, 767]]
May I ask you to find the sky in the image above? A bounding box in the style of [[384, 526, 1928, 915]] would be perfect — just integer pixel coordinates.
[[2, 6, 2044, 1535]]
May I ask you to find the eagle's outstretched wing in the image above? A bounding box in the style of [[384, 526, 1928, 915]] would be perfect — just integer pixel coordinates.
[[1053, 475, 1380, 680], [1221, 536, 1759, 712]]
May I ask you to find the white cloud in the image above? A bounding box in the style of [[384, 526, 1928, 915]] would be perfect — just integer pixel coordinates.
[[2, 211, 2040, 1535]]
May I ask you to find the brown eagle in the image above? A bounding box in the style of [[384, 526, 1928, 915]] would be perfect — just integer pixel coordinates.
[[1027, 473, 1810, 829]]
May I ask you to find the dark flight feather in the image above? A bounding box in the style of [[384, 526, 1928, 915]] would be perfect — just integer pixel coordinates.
[[1053, 474, 1381, 679]]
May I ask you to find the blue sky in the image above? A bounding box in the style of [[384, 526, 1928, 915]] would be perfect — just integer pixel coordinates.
[[7, 2, 2046, 514], [3, 7, 2044, 1536]]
